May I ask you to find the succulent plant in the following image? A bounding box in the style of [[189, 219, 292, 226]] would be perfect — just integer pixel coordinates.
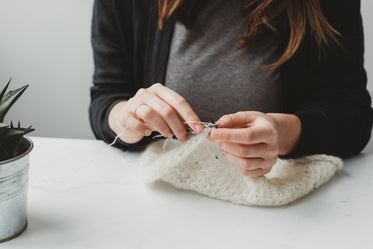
[[0, 79, 34, 161]]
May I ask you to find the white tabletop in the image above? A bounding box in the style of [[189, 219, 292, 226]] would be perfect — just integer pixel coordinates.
[[2, 137, 373, 249]]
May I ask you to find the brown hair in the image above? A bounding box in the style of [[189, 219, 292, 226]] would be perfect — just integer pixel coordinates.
[[158, 0, 341, 69]]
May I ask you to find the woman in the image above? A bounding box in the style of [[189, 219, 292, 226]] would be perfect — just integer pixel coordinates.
[[90, 0, 373, 177]]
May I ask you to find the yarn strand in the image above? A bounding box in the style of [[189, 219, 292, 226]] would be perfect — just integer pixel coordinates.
[[108, 126, 128, 147]]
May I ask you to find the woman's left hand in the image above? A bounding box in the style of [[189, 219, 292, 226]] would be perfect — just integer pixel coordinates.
[[208, 111, 281, 177]]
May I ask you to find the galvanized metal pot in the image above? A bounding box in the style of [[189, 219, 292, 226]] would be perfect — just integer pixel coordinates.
[[0, 137, 33, 243]]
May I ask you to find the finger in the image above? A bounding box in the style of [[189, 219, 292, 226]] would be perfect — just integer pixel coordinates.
[[132, 88, 189, 141], [135, 104, 173, 138], [119, 111, 152, 137], [149, 83, 203, 132], [235, 167, 272, 177], [223, 151, 273, 177], [211, 126, 273, 144], [223, 151, 265, 171], [216, 141, 272, 158], [216, 111, 260, 128]]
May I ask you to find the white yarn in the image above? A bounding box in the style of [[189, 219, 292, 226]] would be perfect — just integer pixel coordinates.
[[138, 130, 343, 206], [108, 126, 128, 147]]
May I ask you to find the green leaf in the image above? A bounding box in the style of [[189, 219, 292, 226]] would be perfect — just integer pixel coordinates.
[[0, 125, 34, 147], [0, 83, 28, 122], [0, 123, 9, 137], [0, 79, 34, 160], [0, 78, 11, 103]]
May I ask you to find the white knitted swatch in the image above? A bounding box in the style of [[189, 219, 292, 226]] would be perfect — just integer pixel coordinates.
[[138, 131, 343, 206]]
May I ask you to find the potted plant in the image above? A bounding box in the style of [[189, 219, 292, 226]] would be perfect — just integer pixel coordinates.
[[0, 79, 34, 243]]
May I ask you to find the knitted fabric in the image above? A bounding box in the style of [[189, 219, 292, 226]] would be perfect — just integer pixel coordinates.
[[138, 130, 343, 206]]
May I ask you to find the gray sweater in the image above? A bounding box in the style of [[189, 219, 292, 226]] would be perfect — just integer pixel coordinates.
[[165, 0, 282, 121]]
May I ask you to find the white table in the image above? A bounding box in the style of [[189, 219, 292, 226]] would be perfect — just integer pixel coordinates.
[[2, 137, 373, 249]]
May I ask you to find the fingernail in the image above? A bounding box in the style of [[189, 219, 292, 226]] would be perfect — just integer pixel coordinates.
[[211, 130, 216, 138], [144, 129, 151, 136], [195, 124, 204, 132], [167, 133, 174, 138], [180, 135, 188, 142]]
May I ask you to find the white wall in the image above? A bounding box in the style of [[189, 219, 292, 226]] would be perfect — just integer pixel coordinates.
[[0, 0, 95, 139], [361, 0, 373, 153], [0, 0, 373, 152]]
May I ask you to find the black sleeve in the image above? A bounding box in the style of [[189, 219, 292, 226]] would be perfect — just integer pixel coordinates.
[[89, 0, 153, 149], [287, 0, 373, 158]]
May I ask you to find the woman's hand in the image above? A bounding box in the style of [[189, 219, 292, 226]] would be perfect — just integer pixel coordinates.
[[109, 83, 203, 144], [208, 111, 301, 177]]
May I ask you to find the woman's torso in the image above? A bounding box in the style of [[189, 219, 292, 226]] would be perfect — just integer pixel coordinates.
[[165, 0, 283, 121]]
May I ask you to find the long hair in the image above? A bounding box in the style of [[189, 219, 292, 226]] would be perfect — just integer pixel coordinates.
[[158, 0, 341, 69]]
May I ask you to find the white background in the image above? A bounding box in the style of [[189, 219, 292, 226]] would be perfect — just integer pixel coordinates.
[[0, 0, 372, 152]]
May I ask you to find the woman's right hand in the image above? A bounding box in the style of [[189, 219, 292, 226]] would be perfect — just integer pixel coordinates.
[[108, 83, 203, 144]]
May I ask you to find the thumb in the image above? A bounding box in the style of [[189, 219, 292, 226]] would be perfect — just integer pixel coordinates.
[[216, 111, 259, 128]]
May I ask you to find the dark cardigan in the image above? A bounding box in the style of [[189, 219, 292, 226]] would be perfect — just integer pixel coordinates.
[[89, 0, 373, 158]]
